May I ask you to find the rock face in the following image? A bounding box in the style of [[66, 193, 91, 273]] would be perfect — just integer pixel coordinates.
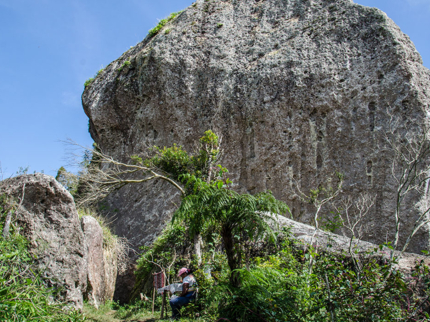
[[81, 215, 119, 305], [81, 216, 106, 308], [103, 240, 119, 302], [0, 174, 87, 308], [275, 216, 430, 274], [0, 174, 119, 308], [82, 0, 430, 254]]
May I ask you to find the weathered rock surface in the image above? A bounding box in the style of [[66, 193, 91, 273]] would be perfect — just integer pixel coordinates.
[[0, 174, 87, 308], [82, 0, 430, 256], [0, 174, 119, 308], [275, 215, 430, 274], [82, 215, 119, 304], [103, 240, 119, 302], [81, 216, 106, 308]]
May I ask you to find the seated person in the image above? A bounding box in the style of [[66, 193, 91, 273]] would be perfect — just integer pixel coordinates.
[[169, 267, 197, 319]]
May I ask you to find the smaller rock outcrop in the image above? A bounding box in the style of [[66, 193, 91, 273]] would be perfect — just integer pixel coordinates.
[[0, 174, 87, 308], [103, 240, 119, 302], [81, 216, 105, 308], [0, 174, 120, 309], [275, 216, 430, 274]]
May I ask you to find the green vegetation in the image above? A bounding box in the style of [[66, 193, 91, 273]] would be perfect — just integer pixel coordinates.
[[111, 225, 430, 321], [58, 130, 430, 321], [126, 131, 430, 321], [56, 166, 79, 195], [84, 68, 104, 88], [174, 174, 288, 287], [84, 77, 95, 87], [217, 23, 223, 28], [0, 198, 85, 321], [148, 12, 182, 37], [117, 60, 131, 72]]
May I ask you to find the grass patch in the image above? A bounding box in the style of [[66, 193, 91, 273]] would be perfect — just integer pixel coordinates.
[[83, 301, 159, 322], [148, 12, 181, 37], [83, 300, 200, 322], [84, 68, 104, 88], [84, 77, 95, 87]]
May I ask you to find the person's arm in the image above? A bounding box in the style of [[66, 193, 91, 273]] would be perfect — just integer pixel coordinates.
[[179, 283, 189, 297]]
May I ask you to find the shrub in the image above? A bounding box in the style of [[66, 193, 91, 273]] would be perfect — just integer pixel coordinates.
[[133, 226, 430, 321]]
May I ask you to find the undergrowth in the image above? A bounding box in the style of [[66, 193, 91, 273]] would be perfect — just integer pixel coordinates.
[[130, 224, 430, 321]]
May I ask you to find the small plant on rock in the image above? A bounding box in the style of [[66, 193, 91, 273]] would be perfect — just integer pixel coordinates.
[[117, 60, 131, 72], [84, 77, 94, 87], [148, 11, 182, 37]]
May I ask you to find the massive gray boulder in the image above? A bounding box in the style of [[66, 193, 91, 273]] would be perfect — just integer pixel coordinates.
[[82, 0, 430, 254]]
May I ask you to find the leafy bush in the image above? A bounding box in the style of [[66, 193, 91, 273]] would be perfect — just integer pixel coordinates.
[[132, 225, 430, 321], [0, 202, 85, 321], [132, 222, 191, 300]]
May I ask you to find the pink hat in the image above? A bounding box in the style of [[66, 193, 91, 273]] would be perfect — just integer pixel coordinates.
[[177, 267, 188, 277]]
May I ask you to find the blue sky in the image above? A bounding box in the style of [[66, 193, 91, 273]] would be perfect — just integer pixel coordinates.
[[0, 0, 429, 179]]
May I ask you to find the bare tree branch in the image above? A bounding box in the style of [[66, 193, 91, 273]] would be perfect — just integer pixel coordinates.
[[385, 111, 430, 262], [64, 139, 185, 208]]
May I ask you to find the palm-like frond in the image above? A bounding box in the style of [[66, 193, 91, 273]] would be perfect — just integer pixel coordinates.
[[173, 174, 288, 240]]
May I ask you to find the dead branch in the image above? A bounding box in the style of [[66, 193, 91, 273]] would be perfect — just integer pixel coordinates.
[[334, 192, 376, 274], [64, 139, 185, 208], [385, 119, 430, 260]]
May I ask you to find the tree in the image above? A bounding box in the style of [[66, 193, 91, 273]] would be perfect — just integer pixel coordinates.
[[55, 166, 78, 195], [68, 131, 289, 286], [385, 116, 430, 258], [71, 130, 221, 208], [173, 174, 289, 287]]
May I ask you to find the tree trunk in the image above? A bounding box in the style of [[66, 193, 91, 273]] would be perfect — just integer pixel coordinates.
[[194, 233, 203, 266], [221, 224, 241, 287], [2, 211, 13, 238]]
